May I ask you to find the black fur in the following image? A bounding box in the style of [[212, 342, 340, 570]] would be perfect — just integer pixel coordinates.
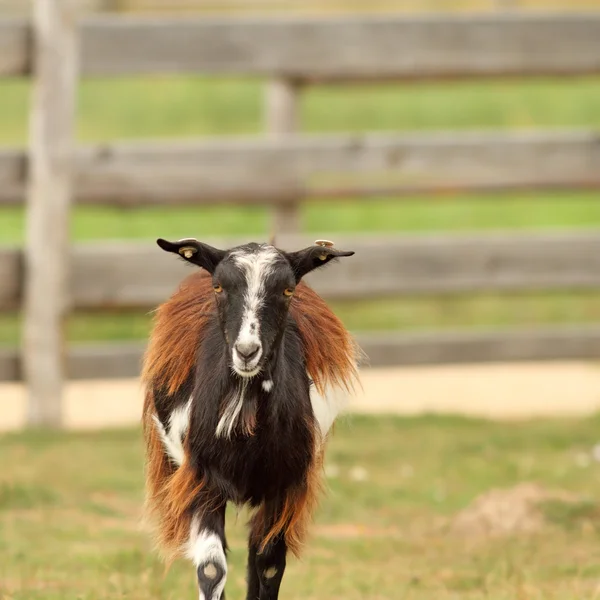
[[184, 314, 315, 506]]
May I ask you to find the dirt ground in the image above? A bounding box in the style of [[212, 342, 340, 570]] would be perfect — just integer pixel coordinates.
[[2, 361, 600, 431]]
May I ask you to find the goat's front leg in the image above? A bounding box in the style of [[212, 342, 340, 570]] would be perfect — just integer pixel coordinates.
[[246, 513, 287, 600], [187, 503, 228, 600]]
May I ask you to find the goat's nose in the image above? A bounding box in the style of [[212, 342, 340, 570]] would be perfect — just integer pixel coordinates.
[[235, 341, 261, 361]]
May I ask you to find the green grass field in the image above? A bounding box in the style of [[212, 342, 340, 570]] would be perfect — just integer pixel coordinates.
[[3, 77, 600, 144], [4, 414, 600, 599], [1, 76, 600, 343]]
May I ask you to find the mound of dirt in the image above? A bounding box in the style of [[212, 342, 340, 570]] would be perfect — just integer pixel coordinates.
[[451, 483, 578, 537]]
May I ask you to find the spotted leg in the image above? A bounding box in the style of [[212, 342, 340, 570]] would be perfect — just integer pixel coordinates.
[[187, 504, 228, 600], [246, 514, 287, 600]]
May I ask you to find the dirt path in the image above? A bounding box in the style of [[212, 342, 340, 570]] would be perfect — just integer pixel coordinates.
[[2, 362, 600, 431]]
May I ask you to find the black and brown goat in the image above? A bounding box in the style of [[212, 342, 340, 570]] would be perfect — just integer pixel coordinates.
[[142, 238, 358, 600]]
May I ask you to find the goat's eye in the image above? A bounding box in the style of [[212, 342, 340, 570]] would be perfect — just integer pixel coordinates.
[[283, 287, 295, 297], [213, 284, 223, 293]]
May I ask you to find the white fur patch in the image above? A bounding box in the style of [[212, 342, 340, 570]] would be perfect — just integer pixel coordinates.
[[264, 566, 278, 579], [186, 518, 227, 600], [153, 398, 192, 467], [310, 382, 348, 439], [215, 381, 248, 439], [262, 379, 274, 393], [230, 246, 279, 376]]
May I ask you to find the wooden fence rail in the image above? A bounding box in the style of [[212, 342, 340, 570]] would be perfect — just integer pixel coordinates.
[[3, 231, 600, 311], [3, 14, 600, 79], [1, 130, 600, 205]]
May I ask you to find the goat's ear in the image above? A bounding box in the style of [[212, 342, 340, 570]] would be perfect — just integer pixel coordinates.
[[157, 238, 226, 274], [284, 245, 355, 282]]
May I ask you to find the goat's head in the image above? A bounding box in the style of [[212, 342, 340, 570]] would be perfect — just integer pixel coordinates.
[[157, 238, 354, 378]]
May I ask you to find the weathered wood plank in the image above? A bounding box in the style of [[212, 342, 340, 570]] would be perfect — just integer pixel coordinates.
[[22, 0, 79, 428], [63, 231, 600, 305], [0, 148, 25, 203], [5, 14, 600, 80], [4, 325, 600, 381], [0, 247, 21, 309], [1, 130, 599, 205], [305, 231, 600, 300], [4, 231, 600, 310], [0, 18, 30, 76], [358, 326, 600, 367], [80, 14, 600, 78], [67, 342, 144, 379], [0, 348, 20, 382], [59, 129, 600, 203]]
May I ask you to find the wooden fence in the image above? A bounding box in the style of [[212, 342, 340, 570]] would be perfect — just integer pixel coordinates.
[[2, 7, 600, 425]]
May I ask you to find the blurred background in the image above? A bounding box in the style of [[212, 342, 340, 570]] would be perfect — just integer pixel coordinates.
[[3, 0, 600, 598]]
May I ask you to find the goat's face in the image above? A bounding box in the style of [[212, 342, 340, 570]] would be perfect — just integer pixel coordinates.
[[157, 239, 354, 379], [213, 245, 295, 377]]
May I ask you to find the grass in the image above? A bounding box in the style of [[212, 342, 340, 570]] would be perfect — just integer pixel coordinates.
[[2, 77, 600, 145], [4, 192, 600, 244], [4, 414, 600, 598]]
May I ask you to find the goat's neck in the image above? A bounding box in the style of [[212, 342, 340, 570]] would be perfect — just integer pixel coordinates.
[[260, 320, 309, 395]]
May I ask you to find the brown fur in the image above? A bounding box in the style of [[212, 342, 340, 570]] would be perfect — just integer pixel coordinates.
[[142, 268, 358, 560], [142, 272, 215, 396]]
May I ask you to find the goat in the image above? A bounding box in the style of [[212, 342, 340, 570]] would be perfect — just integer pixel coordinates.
[[142, 238, 358, 600]]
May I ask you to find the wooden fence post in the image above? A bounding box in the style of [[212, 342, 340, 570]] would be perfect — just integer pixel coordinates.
[[23, 0, 78, 427], [265, 78, 302, 235]]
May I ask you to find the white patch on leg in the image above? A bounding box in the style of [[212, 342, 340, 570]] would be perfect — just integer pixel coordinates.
[[153, 398, 192, 466], [263, 566, 278, 579], [186, 517, 227, 600], [230, 246, 279, 377]]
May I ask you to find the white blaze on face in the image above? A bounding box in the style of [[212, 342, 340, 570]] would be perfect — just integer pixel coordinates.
[[230, 246, 279, 377]]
